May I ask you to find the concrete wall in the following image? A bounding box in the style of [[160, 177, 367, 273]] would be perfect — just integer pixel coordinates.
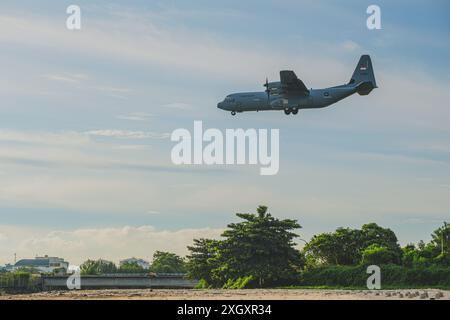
[[42, 274, 198, 290]]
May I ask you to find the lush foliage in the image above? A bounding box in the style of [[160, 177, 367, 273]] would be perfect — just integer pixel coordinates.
[[79, 252, 188, 275], [300, 264, 450, 288], [150, 251, 187, 273], [80, 259, 117, 275], [222, 276, 254, 289], [361, 244, 399, 265], [18, 208, 446, 290], [401, 222, 449, 268], [187, 206, 305, 288], [304, 223, 402, 266], [0, 271, 40, 292], [187, 207, 448, 289], [118, 262, 146, 273], [187, 238, 220, 285]]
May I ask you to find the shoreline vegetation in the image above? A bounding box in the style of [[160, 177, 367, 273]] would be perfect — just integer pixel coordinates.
[[187, 206, 449, 289], [1, 206, 448, 293]]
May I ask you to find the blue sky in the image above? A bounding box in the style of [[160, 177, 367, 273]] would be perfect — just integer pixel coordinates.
[[0, 0, 449, 264]]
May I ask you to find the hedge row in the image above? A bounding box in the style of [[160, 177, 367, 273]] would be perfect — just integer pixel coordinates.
[[0, 272, 41, 292], [300, 265, 450, 287]]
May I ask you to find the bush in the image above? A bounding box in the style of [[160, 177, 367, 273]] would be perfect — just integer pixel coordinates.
[[0, 271, 40, 292], [80, 259, 117, 275], [150, 251, 187, 274], [361, 244, 399, 265], [195, 278, 211, 289], [300, 265, 450, 288], [222, 276, 255, 289], [300, 265, 366, 287], [118, 262, 145, 274], [433, 252, 450, 267]]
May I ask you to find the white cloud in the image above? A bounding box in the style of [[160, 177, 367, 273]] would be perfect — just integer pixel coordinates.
[[341, 40, 360, 52], [0, 12, 345, 83], [162, 102, 192, 110], [3, 8, 449, 132], [43, 73, 88, 83], [422, 143, 450, 154], [115, 112, 153, 121], [404, 218, 445, 225], [0, 130, 168, 213], [0, 225, 223, 265], [0, 128, 449, 218], [0, 130, 91, 146], [93, 86, 132, 99], [340, 150, 449, 167], [85, 130, 170, 139], [115, 144, 150, 150], [94, 86, 131, 94], [0, 6, 449, 255]]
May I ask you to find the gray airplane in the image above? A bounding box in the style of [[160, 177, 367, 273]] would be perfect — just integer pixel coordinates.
[[217, 55, 377, 115]]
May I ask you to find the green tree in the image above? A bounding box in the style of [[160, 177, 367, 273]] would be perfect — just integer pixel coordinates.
[[402, 222, 450, 267], [187, 238, 220, 285], [200, 206, 305, 287], [304, 228, 363, 265], [118, 262, 145, 273], [401, 244, 418, 267], [150, 251, 187, 273], [80, 259, 117, 275], [334, 227, 363, 264], [360, 223, 402, 264], [304, 232, 341, 265], [403, 222, 450, 267], [430, 221, 449, 266], [304, 223, 402, 266], [80, 259, 97, 275], [361, 244, 399, 265], [402, 243, 435, 267]]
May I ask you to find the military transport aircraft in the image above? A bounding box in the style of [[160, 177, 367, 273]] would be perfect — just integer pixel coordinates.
[[217, 55, 377, 116]]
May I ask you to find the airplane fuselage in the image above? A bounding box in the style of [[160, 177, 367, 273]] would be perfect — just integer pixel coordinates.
[[217, 85, 357, 114], [217, 55, 377, 116]]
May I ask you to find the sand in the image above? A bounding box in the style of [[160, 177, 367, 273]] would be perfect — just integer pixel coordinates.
[[0, 288, 448, 300]]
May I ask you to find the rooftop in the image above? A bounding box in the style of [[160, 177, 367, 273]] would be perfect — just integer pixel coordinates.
[[15, 258, 49, 267]]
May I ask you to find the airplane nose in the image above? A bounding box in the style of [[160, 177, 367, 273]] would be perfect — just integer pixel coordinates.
[[217, 102, 224, 109]]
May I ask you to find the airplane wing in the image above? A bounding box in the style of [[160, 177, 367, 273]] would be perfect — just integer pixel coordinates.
[[280, 70, 309, 95]]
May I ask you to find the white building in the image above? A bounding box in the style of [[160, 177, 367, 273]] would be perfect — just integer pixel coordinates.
[[0, 264, 13, 272], [14, 255, 69, 274], [119, 257, 150, 270]]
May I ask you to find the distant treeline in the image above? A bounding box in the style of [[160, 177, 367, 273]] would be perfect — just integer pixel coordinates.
[[78, 251, 187, 275], [2, 206, 448, 290]]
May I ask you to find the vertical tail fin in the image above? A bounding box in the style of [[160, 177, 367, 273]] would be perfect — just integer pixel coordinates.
[[349, 55, 377, 95]]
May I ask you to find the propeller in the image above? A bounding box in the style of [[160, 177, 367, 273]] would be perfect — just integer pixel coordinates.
[[264, 77, 270, 104]]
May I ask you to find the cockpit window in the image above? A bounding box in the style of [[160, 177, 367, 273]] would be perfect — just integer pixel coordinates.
[[225, 97, 235, 102]]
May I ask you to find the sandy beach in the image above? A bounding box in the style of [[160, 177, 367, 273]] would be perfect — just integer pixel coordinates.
[[1, 288, 448, 300]]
